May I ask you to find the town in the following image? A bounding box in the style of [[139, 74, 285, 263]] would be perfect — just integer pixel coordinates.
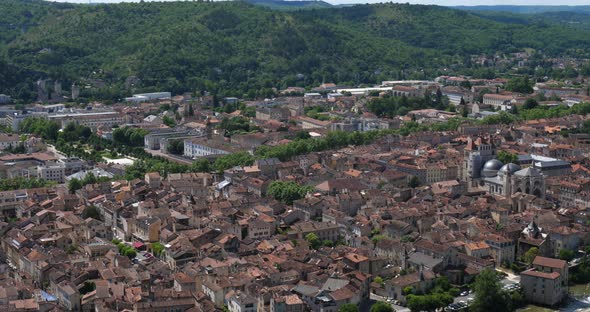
[[0, 69, 589, 312]]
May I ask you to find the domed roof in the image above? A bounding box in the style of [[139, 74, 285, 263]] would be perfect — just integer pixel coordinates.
[[482, 159, 504, 177], [498, 163, 521, 176]]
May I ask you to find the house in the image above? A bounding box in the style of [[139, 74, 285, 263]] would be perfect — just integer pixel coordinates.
[[464, 241, 491, 259], [227, 291, 257, 312], [133, 217, 161, 243], [520, 256, 568, 307], [385, 269, 436, 304], [270, 294, 305, 312]]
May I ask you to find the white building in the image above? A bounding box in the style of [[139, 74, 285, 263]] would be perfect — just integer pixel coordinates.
[[183, 138, 232, 158], [125, 92, 171, 103], [0, 94, 11, 104], [48, 111, 124, 129], [37, 162, 66, 183], [0, 134, 21, 150]]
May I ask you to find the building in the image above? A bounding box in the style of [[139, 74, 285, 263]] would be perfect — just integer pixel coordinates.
[[255, 107, 290, 122], [520, 256, 568, 307], [517, 154, 571, 177], [288, 221, 340, 242], [183, 137, 241, 158], [0, 94, 11, 104], [463, 136, 497, 187], [483, 94, 527, 109], [133, 217, 161, 243], [37, 162, 66, 183], [144, 129, 191, 150], [48, 111, 124, 129], [125, 92, 172, 103], [485, 234, 516, 265], [440, 87, 472, 105], [270, 294, 305, 312], [298, 116, 331, 129], [392, 86, 421, 97], [227, 292, 257, 312], [0, 134, 21, 150], [482, 162, 546, 199], [537, 86, 581, 98]]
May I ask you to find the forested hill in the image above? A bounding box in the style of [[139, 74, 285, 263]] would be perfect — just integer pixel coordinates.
[[2, 0, 590, 102], [454, 5, 590, 14]]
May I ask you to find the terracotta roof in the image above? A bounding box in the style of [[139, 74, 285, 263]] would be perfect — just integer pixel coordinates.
[[533, 256, 566, 269], [521, 269, 560, 280]]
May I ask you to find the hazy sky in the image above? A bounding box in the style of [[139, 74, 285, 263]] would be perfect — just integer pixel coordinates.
[[47, 0, 590, 5]]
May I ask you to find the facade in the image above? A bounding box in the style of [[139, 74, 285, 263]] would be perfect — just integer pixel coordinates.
[[520, 256, 568, 307], [183, 138, 234, 158], [48, 111, 124, 129], [0, 94, 11, 104], [144, 129, 191, 150], [483, 163, 546, 199], [37, 163, 66, 183], [256, 107, 291, 121], [462, 136, 497, 186], [298, 116, 330, 129], [125, 92, 172, 103], [288, 221, 340, 242], [0, 134, 21, 150]]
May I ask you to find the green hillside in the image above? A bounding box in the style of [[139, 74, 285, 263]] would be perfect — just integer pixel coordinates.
[[1, 0, 590, 102]]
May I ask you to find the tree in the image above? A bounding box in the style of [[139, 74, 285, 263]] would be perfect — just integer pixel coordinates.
[[191, 158, 211, 172], [460, 105, 469, 117], [505, 77, 533, 94], [523, 247, 539, 265], [79, 281, 96, 295], [338, 304, 359, 312], [151, 242, 165, 256], [523, 98, 539, 110], [497, 151, 518, 164], [163, 115, 176, 127], [305, 233, 321, 250], [267, 181, 313, 205], [68, 178, 83, 194], [408, 176, 420, 188], [369, 301, 393, 312], [558, 249, 575, 261], [188, 103, 195, 116], [471, 269, 510, 312], [167, 139, 184, 155], [374, 276, 384, 285], [82, 205, 101, 220]]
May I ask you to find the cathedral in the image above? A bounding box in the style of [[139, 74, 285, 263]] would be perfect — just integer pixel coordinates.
[[481, 160, 545, 198], [464, 136, 546, 199]]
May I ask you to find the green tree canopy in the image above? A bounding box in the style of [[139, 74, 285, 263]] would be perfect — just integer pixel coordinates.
[[305, 232, 321, 250], [497, 150, 519, 164], [82, 205, 101, 220], [523, 247, 539, 265], [471, 268, 510, 312], [68, 178, 83, 194], [558, 249, 575, 261], [369, 301, 393, 312], [338, 303, 359, 312], [505, 77, 534, 94], [267, 181, 314, 205]]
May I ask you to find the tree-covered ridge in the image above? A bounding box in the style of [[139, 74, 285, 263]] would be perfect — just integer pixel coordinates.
[[2, 1, 590, 101]]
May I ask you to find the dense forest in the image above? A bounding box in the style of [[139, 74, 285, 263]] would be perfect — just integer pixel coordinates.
[[2, 0, 590, 102]]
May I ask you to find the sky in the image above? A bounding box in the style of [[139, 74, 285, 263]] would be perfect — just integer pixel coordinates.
[[46, 0, 590, 5]]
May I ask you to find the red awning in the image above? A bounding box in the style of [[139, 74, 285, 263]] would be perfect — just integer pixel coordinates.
[[133, 242, 144, 249]]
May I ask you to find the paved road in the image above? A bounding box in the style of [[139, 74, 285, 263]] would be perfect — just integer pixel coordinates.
[[371, 270, 521, 311], [451, 270, 520, 305], [370, 293, 410, 312]]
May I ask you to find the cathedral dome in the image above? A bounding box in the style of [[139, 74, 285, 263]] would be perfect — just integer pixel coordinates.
[[498, 163, 521, 177], [481, 159, 504, 177]]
